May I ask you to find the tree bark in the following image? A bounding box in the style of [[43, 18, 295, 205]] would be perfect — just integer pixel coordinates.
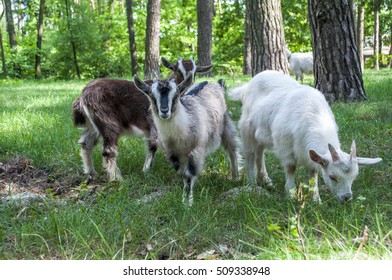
[[65, 0, 81, 79], [373, 0, 380, 70], [144, 0, 161, 80], [0, 26, 6, 78], [243, 5, 252, 75], [356, 0, 365, 71], [388, 23, 392, 68], [126, 0, 138, 75], [247, 0, 289, 76], [35, 0, 45, 79], [0, 10, 6, 77], [197, 0, 213, 77], [308, 0, 366, 102], [4, 0, 17, 49]]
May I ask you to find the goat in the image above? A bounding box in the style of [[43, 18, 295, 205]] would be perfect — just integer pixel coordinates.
[[286, 49, 313, 83], [229, 70, 382, 203], [134, 74, 240, 206], [72, 57, 212, 182]]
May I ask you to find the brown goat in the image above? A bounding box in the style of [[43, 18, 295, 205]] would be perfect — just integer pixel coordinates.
[[72, 57, 212, 182]]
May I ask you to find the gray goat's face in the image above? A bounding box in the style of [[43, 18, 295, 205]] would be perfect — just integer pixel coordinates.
[[150, 79, 178, 119], [134, 73, 193, 119], [310, 141, 382, 203]]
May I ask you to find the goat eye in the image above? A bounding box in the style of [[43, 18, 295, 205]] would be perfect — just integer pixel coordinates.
[[329, 175, 338, 182]]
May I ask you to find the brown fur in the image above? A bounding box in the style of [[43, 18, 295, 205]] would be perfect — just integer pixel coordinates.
[[72, 57, 210, 182]]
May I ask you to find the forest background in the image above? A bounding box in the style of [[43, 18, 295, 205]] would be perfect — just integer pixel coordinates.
[[0, 0, 391, 80]]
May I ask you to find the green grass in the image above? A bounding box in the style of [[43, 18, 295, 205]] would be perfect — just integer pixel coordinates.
[[0, 70, 391, 260]]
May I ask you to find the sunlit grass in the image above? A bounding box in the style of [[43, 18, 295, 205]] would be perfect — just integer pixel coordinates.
[[0, 70, 391, 259]]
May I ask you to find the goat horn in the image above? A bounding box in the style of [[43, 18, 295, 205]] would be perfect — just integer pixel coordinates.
[[328, 144, 340, 162], [350, 140, 357, 162]]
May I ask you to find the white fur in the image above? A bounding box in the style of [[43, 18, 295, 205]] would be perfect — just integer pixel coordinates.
[[287, 51, 313, 83], [230, 70, 382, 203]]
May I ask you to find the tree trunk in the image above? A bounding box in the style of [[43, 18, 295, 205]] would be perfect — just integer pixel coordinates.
[[0, 26, 6, 78], [65, 0, 81, 79], [126, 0, 138, 75], [243, 5, 252, 75], [247, 0, 289, 76], [308, 0, 366, 102], [388, 23, 392, 68], [35, 0, 45, 79], [144, 0, 161, 80], [197, 0, 213, 77], [90, 0, 95, 10], [356, 0, 365, 71], [4, 0, 17, 49], [0, 10, 6, 77], [373, 0, 380, 70]]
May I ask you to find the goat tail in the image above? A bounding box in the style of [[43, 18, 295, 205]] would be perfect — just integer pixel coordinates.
[[228, 83, 248, 103], [72, 98, 86, 126]]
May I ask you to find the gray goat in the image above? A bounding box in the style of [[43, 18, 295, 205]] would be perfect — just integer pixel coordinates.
[[72, 57, 212, 182], [134, 74, 240, 206]]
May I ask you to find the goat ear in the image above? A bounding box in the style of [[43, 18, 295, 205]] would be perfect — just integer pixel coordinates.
[[133, 75, 151, 96], [357, 157, 382, 166], [196, 64, 213, 74], [328, 144, 340, 162], [178, 73, 193, 94], [161, 57, 175, 71], [309, 150, 329, 167]]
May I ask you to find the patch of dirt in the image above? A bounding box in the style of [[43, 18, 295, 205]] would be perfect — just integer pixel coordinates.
[[0, 157, 82, 199]]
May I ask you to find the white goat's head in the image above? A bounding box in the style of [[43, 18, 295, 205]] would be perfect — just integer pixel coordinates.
[[309, 140, 382, 203], [161, 56, 213, 84], [134, 73, 193, 119]]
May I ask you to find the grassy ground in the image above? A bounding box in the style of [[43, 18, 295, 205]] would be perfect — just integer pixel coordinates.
[[0, 70, 391, 260]]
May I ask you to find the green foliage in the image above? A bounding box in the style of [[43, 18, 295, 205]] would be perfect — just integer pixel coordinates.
[[281, 0, 312, 52], [0, 0, 391, 79]]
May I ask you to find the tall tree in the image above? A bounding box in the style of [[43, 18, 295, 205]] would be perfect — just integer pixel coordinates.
[[197, 0, 213, 77], [125, 0, 138, 75], [65, 0, 81, 79], [356, 0, 365, 71], [144, 0, 161, 79], [0, 10, 6, 77], [308, 0, 366, 102], [247, 0, 289, 76], [35, 0, 45, 79], [243, 5, 252, 75], [373, 0, 380, 70], [4, 0, 17, 49]]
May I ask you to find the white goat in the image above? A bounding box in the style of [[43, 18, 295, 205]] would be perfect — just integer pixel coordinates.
[[134, 74, 240, 206], [230, 70, 382, 203], [286, 49, 313, 83]]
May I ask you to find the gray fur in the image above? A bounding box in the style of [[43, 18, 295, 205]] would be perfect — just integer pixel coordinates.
[[72, 57, 204, 182], [134, 75, 240, 206]]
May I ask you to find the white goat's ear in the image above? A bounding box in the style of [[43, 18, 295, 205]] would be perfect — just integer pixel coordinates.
[[133, 75, 151, 96], [328, 144, 340, 162], [196, 64, 213, 74], [350, 140, 357, 162], [178, 73, 193, 94], [357, 157, 382, 166], [309, 150, 329, 167], [161, 57, 175, 71]]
